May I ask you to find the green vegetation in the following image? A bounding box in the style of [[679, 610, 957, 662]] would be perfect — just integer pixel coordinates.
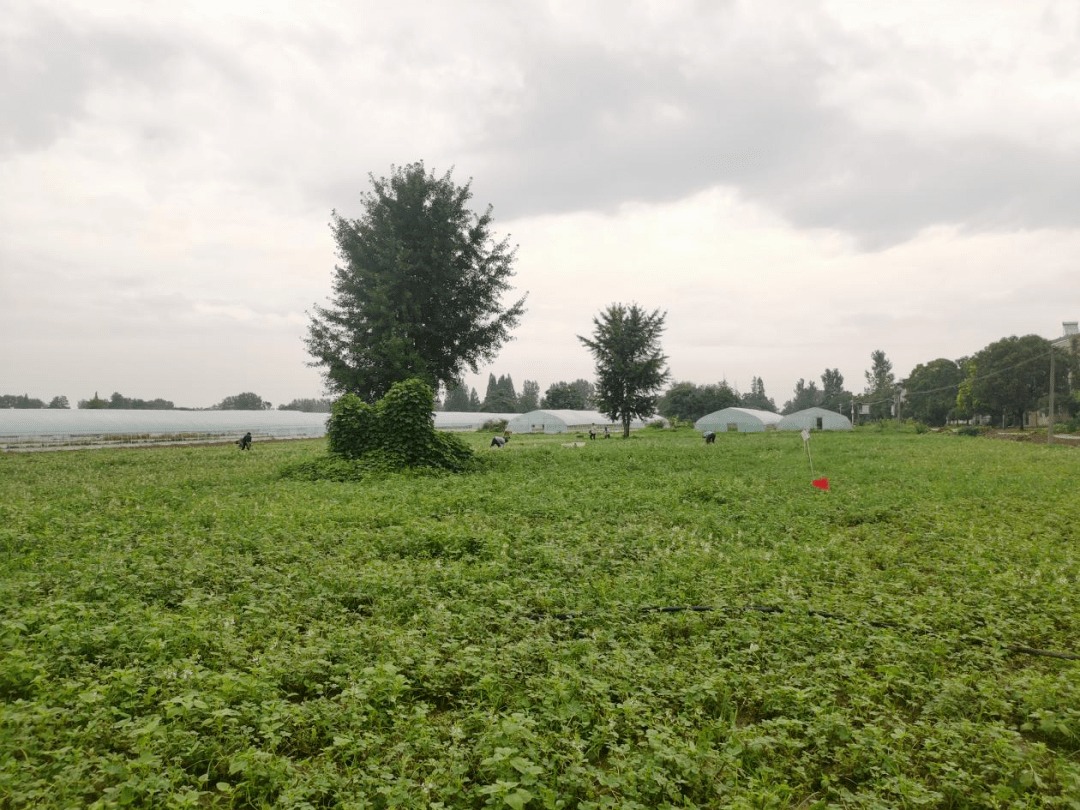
[[2, 429, 1078, 808], [304, 162, 526, 402], [321, 379, 476, 475]]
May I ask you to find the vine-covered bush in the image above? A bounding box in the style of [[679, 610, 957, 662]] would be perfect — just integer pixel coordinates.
[[326, 379, 477, 472]]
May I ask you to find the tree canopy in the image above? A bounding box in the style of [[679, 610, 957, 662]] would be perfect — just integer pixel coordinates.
[[215, 392, 271, 410], [518, 380, 540, 412], [658, 381, 738, 423], [481, 374, 518, 412], [781, 379, 821, 415], [540, 379, 595, 410], [904, 358, 964, 426], [0, 394, 47, 409], [739, 377, 777, 413], [863, 350, 896, 420], [579, 303, 669, 437], [442, 380, 473, 412], [960, 335, 1064, 427], [305, 162, 527, 402], [278, 398, 332, 413], [819, 368, 850, 413]]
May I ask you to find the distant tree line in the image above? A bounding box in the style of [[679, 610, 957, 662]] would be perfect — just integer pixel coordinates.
[[0, 394, 69, 409], [772, 332, 1080, 429], [278, 398, 332, 413], [439, 375, 599, 413], [74, 392, 175, 409], [213, 392, 272, 410]]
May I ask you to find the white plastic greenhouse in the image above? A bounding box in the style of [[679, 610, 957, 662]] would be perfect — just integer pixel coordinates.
[[506, 410, 653, 434], [433, 412, 519, 431], [695, 407, 782, 434], [777, 407, 853, 432], [0, 409, 330, 451]]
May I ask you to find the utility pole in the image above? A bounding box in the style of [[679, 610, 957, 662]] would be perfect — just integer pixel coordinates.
[[1048, 348, 1055, 444]]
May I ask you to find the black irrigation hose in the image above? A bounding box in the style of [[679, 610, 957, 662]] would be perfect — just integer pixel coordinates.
[[525, 603, 1080, 662]]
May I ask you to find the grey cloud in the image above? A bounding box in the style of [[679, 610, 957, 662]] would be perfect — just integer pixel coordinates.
[[0, 6, 254, 154], [454, 13, 1080, 248]]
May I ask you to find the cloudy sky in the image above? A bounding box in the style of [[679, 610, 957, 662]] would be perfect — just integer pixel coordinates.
[[3, 0, 1078, 410]]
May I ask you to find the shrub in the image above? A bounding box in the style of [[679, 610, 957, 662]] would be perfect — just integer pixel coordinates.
[[479, 419, 508, 432], [327, 394, 379, 457], [956, 425, 982, 437], [325, 379, 477, 472], [647, 419, 667, 430]]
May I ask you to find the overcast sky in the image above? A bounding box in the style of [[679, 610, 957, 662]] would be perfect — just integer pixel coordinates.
[[3, 0, 1078, 410]]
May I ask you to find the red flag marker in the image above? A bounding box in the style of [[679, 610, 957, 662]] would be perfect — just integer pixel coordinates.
[[812, 478, 830, 491]]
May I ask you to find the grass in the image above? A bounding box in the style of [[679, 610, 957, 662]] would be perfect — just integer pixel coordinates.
[[1, 428, 1078, 808]]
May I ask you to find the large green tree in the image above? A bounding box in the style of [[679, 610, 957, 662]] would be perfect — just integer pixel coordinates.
[[579, 303, 669, 437], [904, 358, 964, 426], [658, 381, 739, 423], [305, 162, 527, 402], [962, 335, 1065, 427]]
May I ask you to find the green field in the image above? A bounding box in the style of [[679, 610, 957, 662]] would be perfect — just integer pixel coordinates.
[[2, 429, 1078, 809]]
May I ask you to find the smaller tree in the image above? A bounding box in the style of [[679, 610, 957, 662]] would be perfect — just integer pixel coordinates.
[[541, 380, 595, 410], [819, 368, 850, 413], [78, 392, 109, 409], [442, 380, 472, 412], [518, 380, 540, 412], [48, 395, 70, 409], [782, 379, 822, 414], [481, 374, 518, 412], [658, 381, 738, 423], [740, 377, 777, 412], [215, 392, 271, 410], [578, 303, 669, 437], [864, 350, 896, 420], [904, 358, 964, 426], [278, 398, 332, 413]]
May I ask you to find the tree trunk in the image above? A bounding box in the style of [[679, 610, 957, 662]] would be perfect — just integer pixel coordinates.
[[622, 414, 631, 438]]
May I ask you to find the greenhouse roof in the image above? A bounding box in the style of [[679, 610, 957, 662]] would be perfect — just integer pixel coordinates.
[[516, 410, 619, 425], [433, 412, 518, 431], [698, 407, 782, 424], [0, 409, 329, 450], [776, 407, 853, 430]]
